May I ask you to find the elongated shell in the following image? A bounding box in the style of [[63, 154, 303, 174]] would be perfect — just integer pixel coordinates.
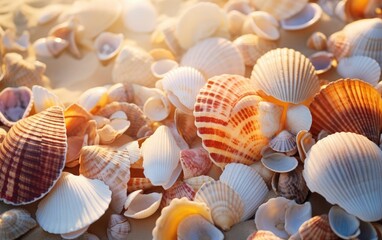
[[309, 79, 382, 144], [194, 74, 269, 168], [0, 106, 67, 205], [251, 48, 320, 104], [303, 132, 382, 221], [337, 56, 381, 86], [250, 0, 309, 20], [0, 209, 37, 240]]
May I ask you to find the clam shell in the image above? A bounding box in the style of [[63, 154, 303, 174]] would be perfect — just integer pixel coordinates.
[[32, 85, 63, 113], [127, 177, 153, 193], [227, 10, 246, 38], [124, 190, 162, 219], [286, 105, 312, 135], [106, 83, 135, 104], [269, 130, 297, 153], [281, 3, 322, 30], [36, 172, 111, 235], [242, 11, 280, 41], [161, 181, 195, 208], [174, 108, 198, 146], [250, 0, 309, 20], [194, 74, 269, 168], [79, 145, 130, 212], [257, 101, 283, 138], [122, 0, 157, 33], [0, 209, 37, 240], [285, 201, 312, 236], [177, 214, 224, 240], [0, 87, 33, 127], [183, 175, 215, 192], [303, 132, 382, 221], [220, 163, 268, 220], [309, 79, 382, 144], [94, 32, 123, 62], [33, 37, 69, 58], [247, 230, 283, 240], [337, 56, 381, 86], [261, 153, 298, 173], [107, 214, 130, 240], [328, 206, 360, 239], [0, 106, 67, 205], [251, 48, 320, 104], [291, 214, 339, 240], [181, 38, 245, 78], [143, 92, 172, 122], [307, 32, 327, 51], [180, 147, 212, 179], [2, 29, 29, 53], [150, 59, 178, 78], [308, 51, 334, 74]]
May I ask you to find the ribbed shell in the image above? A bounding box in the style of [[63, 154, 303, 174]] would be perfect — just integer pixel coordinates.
[[161, 181, 195, 208], [251, 48, 320, 104], [32, 85, 63, 113], [337, 56, 381, 86], [79, 145, 130, 212], [0, 106, 67, 205], [107, 214, 130, 240], [0, 209, 37, 240], [269, 130, 297, 153], [194, 74, 268, 168], [250, 0, 309, 20], [36, 172, 111, 234], [180, 147, 212, 179], [127, 177, 153, 193], [309, 79, 382, 144], [183, 175, 215, 192], [247, 230, 283, 240], [298, 215, 338, 240]]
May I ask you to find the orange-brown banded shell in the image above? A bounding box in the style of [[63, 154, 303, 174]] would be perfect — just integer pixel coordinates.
[[247, 230, 283, 240], [194, 74, 268, 168], [296, 215, 339, 240], [309, 78, 382, 144], [0, 106, 67, 205]]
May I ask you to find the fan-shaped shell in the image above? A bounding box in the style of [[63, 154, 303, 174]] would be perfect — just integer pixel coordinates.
[[0, 106, 67, 205], [107, 214, 130, 240], [247, 230, 283, 240], [337, 56, 381, 86], [180, 147, 212, 179], [250, 0, 309, 20], [251, 48, 320, 104], [36, 172, 111, 235], [309, 79, 382, 144], [0, 87, 33, 127], [292, 214, 338, 240], [124, 190, 162, 219], [194, 74, 269, 168], [161, 181, 195, 208], [303, 132, 382, 221], [0, 209, 37, 240], [32, 85, 63, 113], [184, 175, 215, 192], [269, 130, 297, 153]]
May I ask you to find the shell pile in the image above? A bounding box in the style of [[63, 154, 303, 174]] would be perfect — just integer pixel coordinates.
[[0, 0, 381, 239]]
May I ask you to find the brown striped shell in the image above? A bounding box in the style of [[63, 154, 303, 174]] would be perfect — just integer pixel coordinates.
[[297, 215, 338, 240], [194, 74, 269, 168], [0, 106, 67, 205], [247, 230, 283, 240], [309, 78, 382, 144], [127, 177, 153, 193], [0, 209, 37, 240]]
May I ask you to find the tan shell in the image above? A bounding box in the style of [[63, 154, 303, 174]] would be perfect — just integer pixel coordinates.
[[32, 85, 64, 113], [0, 209, 37, 240], [127, 177, 153, 193], [291, 215, 339, 240], [184, 175, 215, 192], [250, 0, 309, 20], [161, 181, 195, 208], [0, 106, 67, 205], [107, 214, 130, 240], [247, 230, 283, 240], [307, 32, 327, 51]]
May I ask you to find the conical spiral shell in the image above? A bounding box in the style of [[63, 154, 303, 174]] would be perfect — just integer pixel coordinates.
[[0, 209, 37, 240], [0, 106, 67, 205]]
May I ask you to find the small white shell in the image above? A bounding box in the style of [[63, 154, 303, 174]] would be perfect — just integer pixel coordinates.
[[269, 130, 297, 153], [122, 0, 157, 33], [307, 32, 327, 51], [143, 90, 171, 122], [177, 214, 224, 240], [123, 190, 162, 219], [242, 11, 280, 40], [261, 153, 298, 173], [33, 37, 69, 58], [337, 56, 381, 86], [286, 105, 312, 135], [150, 59, 178, 78], [257, 101, 283, 138], [94, 32, 123, 62], [281, 3, 322, 30], [227, 10, 246, 38], [32, 85, 64, 113], [328, 206, 360, 239], [309, 51, 334, 74]]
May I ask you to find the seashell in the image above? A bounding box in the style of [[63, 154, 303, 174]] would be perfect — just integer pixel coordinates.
[[280, 3, 323, 30], [224, 0, 254, 14], [181, 38, 245, 78], [36, 172, 111, 237], [296, 130, 315, 162], [285, 201, 312, 236], [149, 48, 176, 61], [250, 0, 309, 20], [0, 87, 33, 127], [250, 161, 274, 188], [307, 32, 327, 51], [151, 18, 182, 56], [242, 11, 280, 41], [337, 56, 381, 86], [79, 145, 130, 212], [220, 163, 268, 220], [233, 34, 278, 67], [143, 91, 172, 122], [122, 0, 157, 33], [251, 48, 320, 104], [309, 79, 382, 144], [77, 86, 109, 113], [257, 101, 283, 138], [180, 147, 212, 179], [286, 105, 313, 135], [2, 29, 29, 53], [177, 214, 224, 240], [247, 230, 283, 240], [112, 45, 157, 87], [124, 189, 162, 219], [96, 112, 130, 145], [261, 153, 298, 173], [328, 206, 360, 239], [127, 177, 153, 192], [334, 0, 347, 21], [32, 85, 63, 113], [174, 109, 198, 146], [308, 51, 334, 74], [290, 214, 338, 240], [0, 209, 37, 240], [303, 132, 382, 221], [327, 31, 351, 60], [344, 0, 382, 22], [94, 32, 123, 62], [358, 220, 379, 240], [150, 59, 178, 78], [0, 106, 66, 205], [227, 10, 246, 38], [0, 127, 7, 143], [194, 74, 269, 168], [152, 197, 212, 240], [184, 175, 215, 192], [107, 214, 130, 240], [195, 180, 244, 231], [175, 2, 228, 49], [269, 130, 297, 153], [1, 52, 50, 89], [161, 181, 195, 208], [33, 37, 69, 58], [37, 4, 65, 25], [106, 83, 135, 104]]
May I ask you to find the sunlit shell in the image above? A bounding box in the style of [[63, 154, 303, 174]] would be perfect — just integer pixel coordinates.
[[0, 106, 66, 205], [286, 105, 312, 135], [247, 230, 283, 240], [143, 90, 172, 122], [281, 3, 322, 30], [309, 79, 382, 144], [261, 153, 298, 173], [224, 0, 254, 14], [150, 59, 178, 78], [251, 48, 320, 104], [0, 209, 37, 240], [290, 214, 338, 240], [94, 32, 123, 62], [194, 74, 268, 168], [107, 214, 130, 240], [152, 197, 212, 240], [180, 147, 212, 179], [327, 31, 350, 60], [0, 87, 33, 127], [149, 48, 176, 61], [328, 206, 360, 239], [174, 109, 198, 146], [337, 56, 381, 86], [33, 37, 69, 58], [161, 181, 195, 208], [181, 38, 245, 78], [303, 132, 382, 221], [37, 3, 65, 25], [124, 190, 162, 219], [250, 0, 309, 20], [257, 101, 283, 138], [269, 130, 297, 153], [307, 32, 327, 50], [77, 86, 108, 113], [184, 175, 215, 192], [227, 10, 246, 38], [178, 214, 224, 240], [32, 85, 63, 113], [309, 51, 334, 74], [122, 0, 157, 33], [242, 11, 280, 41], [106, 83, 135, 104], [2, 29, 29, 53], [127, 177, 153, 192]]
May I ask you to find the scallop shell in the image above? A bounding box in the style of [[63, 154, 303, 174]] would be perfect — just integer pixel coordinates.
[[122, 0, 157, 33], [124, 190, 162, 219], [161, 181, 195, 208], [309, 79, 382, 144], [175, 2, 228, 49], [194, 74, 269, 168], [194, 180, 244, 231], [327, 31, 351, 60], [2, 29, 29, 53], [183, 175, 215, 192], [242, 11, 280, 41], [303, 132, 382, 221], [247, 230, 283, 240], [269, 130, 297, 153], [0, 106, 66, 205], [79, 145, 130, 212], [33, 37, 69, 58], [250, 0, 309, 20], [127, 177, 153, 193], [307, 32, 327, 51], [180, 147, 212, 179], [290, 214, 338, 240], [36, 172, 111, 236], [309, 51, 334, 74], [181, 37, 245, 78], [220, 163, 268, 220], [261, 153, 298, 173], [152, 197, 212, 240], [286, 105, 313, 135], [150, 59, 178, 78], [328, 206, 360, 239], [0, 209, 37, 240], [281, 3, 322, 30], [251, 48, 320, 104], [0, 87, 33, 127], [337, 56, 381, 86], [107, 214, 130, 240], [94, 32, 123, 62], [32, 85, 63, 113], [177, 214, 224, 240]]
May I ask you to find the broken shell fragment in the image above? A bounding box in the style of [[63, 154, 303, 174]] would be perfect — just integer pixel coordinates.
[[0, 209, 37, 240], [124, 190, 162, 219]]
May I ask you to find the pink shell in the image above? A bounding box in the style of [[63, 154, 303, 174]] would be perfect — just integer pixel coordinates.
[[160, 181, 195, 208], [0, 87, 33, 127], [180, 147, 212, 179]]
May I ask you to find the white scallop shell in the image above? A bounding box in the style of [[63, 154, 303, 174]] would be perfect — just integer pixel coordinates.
[[337, 56, 381, 86], [281, 3, 323, 30], [32, 85, 63, 113], [122, 0, 157, 33], [328, 206, 360, 239], [150, 59, 178, 78], [269, 130, 297, 153], [250, 0, 309, 20], [124, 190, 162, 219], [242, 11, 280, 40], [261, 153, 298, 173], [177, 214, 224, 240], [33, 37, 69, 58], [286, 105, 312, 135], [94, 32, 123, 62], [107, 214, 130, 240]]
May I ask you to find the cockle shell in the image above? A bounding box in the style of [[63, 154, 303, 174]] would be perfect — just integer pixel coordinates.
[[32, 85, 63, 113], [122, 0, 157, 33], [124, 190, 162, 219], [309, 51, 334, 74], [175, 2, 228, 49], [161, 181, 195, 208], [177, 214, 224, 240], [181, 37, 245, 78], [0, 87, 33, 127], [250, 0, 309, 20], [94, 32, 123, 62], [242, 11, 280, 41], [107, 214, 130, 240], [251, 48, 320, 104], [184, 175, 215, 192], [152, 197, 212, 240], [269, 130, 297, 153], [328, 206, 360, 239], [309, 79, 382, 144], [280, 3, 323, 30], [286, 105, 313, 135], [290, 214, 338, 240], [194, 74, 269, 168], [36, 172, 111, 237], [79, 145, 130, 212], [33, 37, 69, 58], [180, 147, 212, 179], [337, 56, 381, 86], [307, 32, 327, 50], [247, 230, 283, 240], [127, 177, 153, 193], [303, 132, 382, 221], [2, 29, 29, 53], [0, 209, 37, 240], [0, 106, 66, 205], [220, 163, 268, 220]]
